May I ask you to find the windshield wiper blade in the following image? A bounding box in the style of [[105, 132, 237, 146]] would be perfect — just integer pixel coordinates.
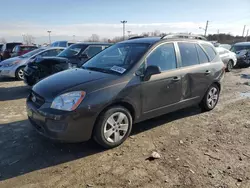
[[83, 67, 118, 74]]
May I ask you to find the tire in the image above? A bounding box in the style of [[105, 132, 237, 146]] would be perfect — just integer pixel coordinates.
[[15, 66, 25, 80], [226, 60, 233, 72], [93, 106, 133, 148], [200, 84, 220, 112]]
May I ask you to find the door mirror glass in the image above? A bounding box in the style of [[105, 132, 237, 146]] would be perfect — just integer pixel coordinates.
[[144, 65, 161, 81]]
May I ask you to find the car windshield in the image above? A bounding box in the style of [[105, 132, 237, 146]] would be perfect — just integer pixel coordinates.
[[20, 48, 45, 58], [82, 43, 150, 75], [230, 45, 250, 53], [58, 44, 87, 58]]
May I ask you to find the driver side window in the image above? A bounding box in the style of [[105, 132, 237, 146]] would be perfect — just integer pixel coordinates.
[[146, 43, 177, 72]]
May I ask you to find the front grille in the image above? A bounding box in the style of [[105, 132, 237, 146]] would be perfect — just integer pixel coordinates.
[[29, 92, 45, 108]]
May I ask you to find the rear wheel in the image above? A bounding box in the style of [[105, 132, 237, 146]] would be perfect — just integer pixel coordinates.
[[15, 66, 25, 80], [93, 106, 133, 148], [226, 60, 234, 72], [200, 84, 220, 112]]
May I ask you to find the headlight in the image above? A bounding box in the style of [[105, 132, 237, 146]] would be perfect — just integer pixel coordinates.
[[3, 60, 21, 67], [51, 91, 86, 111]]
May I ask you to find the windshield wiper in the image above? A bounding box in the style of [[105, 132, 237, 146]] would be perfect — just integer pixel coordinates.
[[83, 67, 118, 74]]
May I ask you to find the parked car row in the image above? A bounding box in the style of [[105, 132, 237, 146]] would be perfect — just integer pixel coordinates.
[[0, 47, 65, 80], [26, 35, 225, 148], [23, 42, 111, 85]]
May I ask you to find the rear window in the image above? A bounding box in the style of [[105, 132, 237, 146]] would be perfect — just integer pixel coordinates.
[[178, 42, 199, 67], [58, 41, 67, 47], [201, 44, 217, 61], [6, 43, 22, 50]]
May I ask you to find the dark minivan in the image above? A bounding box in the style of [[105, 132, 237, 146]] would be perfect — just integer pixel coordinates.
[[0, 42, 23, 61], [27, 35, 225, 148], [230, 42, 250, 68]]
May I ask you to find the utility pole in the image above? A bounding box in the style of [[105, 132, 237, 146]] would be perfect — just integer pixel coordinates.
[[204, 20, 209, 37], [121, 20, 127, 40], [242, 25, 246, 37], [47, 30, 51, 45]]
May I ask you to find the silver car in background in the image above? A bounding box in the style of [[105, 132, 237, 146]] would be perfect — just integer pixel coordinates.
[[216, 47, 237, 72], [0, 47, 65, 80]]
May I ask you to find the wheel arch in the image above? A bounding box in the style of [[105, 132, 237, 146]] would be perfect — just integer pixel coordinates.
[[91, 101, 136, 137]]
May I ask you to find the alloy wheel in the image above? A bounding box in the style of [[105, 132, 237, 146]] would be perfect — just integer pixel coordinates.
[[18, 68, 24, 80], [104, 112, 129, 143], [207, 87, 218, 109]]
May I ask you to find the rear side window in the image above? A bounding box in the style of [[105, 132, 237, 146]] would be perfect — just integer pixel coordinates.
[[85, 46, 103, 57], [196, 44, 209, 64], [201, 44, 216, 61], [178, 43, 199, 67], [41, 49, 63, 57]]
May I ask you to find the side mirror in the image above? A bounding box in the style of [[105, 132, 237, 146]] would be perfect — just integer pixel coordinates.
[[143, 65, 161, 81]]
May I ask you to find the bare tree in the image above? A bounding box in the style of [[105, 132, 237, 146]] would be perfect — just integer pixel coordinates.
[[0, 37, 6, 43], [88, 34, 100, 42], [101, 37, 110, 43], [23, 34, 35, 45]]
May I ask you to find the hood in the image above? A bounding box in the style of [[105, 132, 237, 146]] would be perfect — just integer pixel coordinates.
[[0, 57, 21, 65], [32, 68, 115, 100]]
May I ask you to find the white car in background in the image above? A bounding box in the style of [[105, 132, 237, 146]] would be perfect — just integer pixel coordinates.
[[216, 47, 237, 72], [0, 47, 65, 80]]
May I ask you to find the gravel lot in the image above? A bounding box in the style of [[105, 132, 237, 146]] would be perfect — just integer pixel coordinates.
[[0, 69, 250, 188]]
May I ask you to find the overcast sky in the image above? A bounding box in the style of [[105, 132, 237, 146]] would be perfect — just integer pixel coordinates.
[[1, 0, 250, 44]]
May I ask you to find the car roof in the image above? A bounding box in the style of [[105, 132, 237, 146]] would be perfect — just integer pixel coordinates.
[[119, 36, 211, 46], [233, 42, 250, 46], [120, 37, 161, 44], [45, 47, 66, 50], [73, 42, 112, 45], [19, 45, 36, 47]]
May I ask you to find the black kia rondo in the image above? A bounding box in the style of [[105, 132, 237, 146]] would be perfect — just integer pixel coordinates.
[[26, 35, 225, 148]]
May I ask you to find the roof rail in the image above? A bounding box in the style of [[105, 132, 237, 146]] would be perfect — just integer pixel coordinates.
[[128, 36, 145, 40], [161, 34, 207, 41]]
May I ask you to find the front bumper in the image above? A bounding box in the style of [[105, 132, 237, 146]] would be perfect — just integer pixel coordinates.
[[0, 66, 16, 78], [26, 95, 97, 143]]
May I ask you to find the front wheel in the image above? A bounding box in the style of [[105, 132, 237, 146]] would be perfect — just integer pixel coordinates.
[[226, 60, 234, 72], [15, 67, 25, 80], [93, 106, 133, 148], [200, 84, 220, 112]]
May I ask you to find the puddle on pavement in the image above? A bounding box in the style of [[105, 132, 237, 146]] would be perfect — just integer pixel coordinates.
[[240, 92, 250, 98]]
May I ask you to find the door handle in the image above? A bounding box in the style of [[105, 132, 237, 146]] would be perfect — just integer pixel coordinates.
[[205, 70, 211, 75], [172, 76, 181, 81]]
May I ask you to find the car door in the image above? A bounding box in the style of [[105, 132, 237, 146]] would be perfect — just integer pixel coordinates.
[[141, 42, 182, 116], [177, 42, 214, 100]]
